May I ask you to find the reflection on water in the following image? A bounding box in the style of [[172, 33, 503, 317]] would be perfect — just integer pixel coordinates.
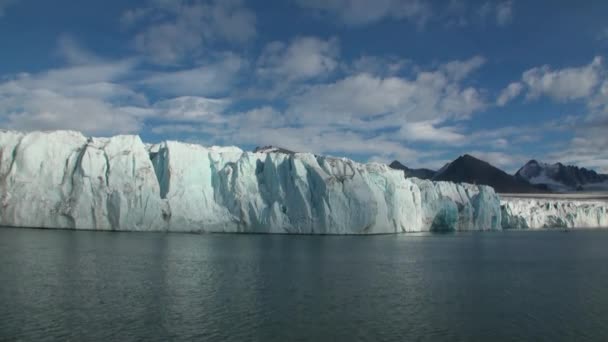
[[1, 228, 608, 341]]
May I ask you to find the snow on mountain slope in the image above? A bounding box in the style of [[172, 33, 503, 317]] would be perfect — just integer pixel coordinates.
[[516, 160, 608, 192], [0, 130, 504, 233]]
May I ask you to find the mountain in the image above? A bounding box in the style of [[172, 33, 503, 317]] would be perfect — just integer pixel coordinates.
[[253, 145, 295, 154], [432, 154, 545, 193], [515, 160, 608, 191], [388, 161, 435, 180]]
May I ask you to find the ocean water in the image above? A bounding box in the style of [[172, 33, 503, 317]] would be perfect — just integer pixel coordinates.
[[1, 227, 608, 341]]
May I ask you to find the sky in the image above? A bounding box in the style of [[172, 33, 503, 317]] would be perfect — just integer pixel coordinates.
[[0, 0, 607, 173]]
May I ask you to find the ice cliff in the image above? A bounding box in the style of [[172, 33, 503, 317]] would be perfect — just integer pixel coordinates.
[[0, 130, 503, 233], [2, 131, 605, 233], [501, 197, 608, 229]]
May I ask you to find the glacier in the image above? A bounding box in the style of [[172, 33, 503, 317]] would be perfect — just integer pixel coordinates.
[[0, 130, 506, 233], [501, 197, 608, 229], [0, 130, 606, 233]]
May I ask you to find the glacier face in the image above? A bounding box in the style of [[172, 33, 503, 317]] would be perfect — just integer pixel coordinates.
[[0, 130, 504, 233], [501, 197, 608, 229], [0, 130, 165, 231]]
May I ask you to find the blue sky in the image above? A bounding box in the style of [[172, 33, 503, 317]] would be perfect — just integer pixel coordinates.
[[1, 0, 607, 172]]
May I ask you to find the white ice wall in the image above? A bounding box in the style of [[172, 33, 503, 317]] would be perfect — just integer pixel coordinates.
[[501, 198, 608, 229], [0, 130, 505, 233]]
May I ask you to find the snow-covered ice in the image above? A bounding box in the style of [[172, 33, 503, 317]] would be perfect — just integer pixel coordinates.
[[0, 130, 506, 233], [501, 197, 608, 229]]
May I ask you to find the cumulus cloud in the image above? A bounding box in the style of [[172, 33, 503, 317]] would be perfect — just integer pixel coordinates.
[[124, 0, 256, 64], [148, 56, 487, 166], [287, 57, 485, 127], [0, 37, 241, 135], [507, 56, 608, 172], [550, 78, 608, 172], [0, 62, 147, 134], [147, 55, 489, 164], [522, 56, 603, 101], [294, 0, 432, 27], [257, 37, 339, 82], [0, 62, 237, 135]]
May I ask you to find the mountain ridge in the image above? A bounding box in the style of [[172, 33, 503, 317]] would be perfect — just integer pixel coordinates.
[[515, 159, 608, 191]]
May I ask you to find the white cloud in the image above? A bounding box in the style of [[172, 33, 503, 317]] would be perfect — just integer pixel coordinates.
[[152, 96, 229, 123], [1, 91, 145, 134], [0, 56, 149, 134], [226, 106, 287, 129], [134, 22, 203, 65], [398, 121, 467, 144], [548, 82, 608, 173], [147, 56, 487, 166], [294, 0, 432, 27], [522, 56, 603, 101], [547, 130, 608, 174], [0, 37, 243, 135], [149, 105, 420, 163], [139, 53, 243, 96], [497, 82, 523, 106], [287, 58, 485, 127], [126, 0, 256, 64], [507, 56, 608, 173], [0, 60, 237, 135], [209, 0, 257, 43], [349, 55, 410, 76], [440, 55, 485, 81], [257, 37, 339, 82]]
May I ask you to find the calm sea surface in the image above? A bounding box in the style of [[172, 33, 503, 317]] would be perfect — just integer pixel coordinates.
[[2, 227, 608, 341]]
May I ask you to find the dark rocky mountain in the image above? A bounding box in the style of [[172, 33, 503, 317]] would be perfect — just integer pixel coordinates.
[[388, 161, 436, 180], [515, 160, 608, 191], [432, 154, 545, 193]]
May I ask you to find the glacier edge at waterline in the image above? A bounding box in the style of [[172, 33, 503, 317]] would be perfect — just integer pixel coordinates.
[[0, 130, 606, 233]]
